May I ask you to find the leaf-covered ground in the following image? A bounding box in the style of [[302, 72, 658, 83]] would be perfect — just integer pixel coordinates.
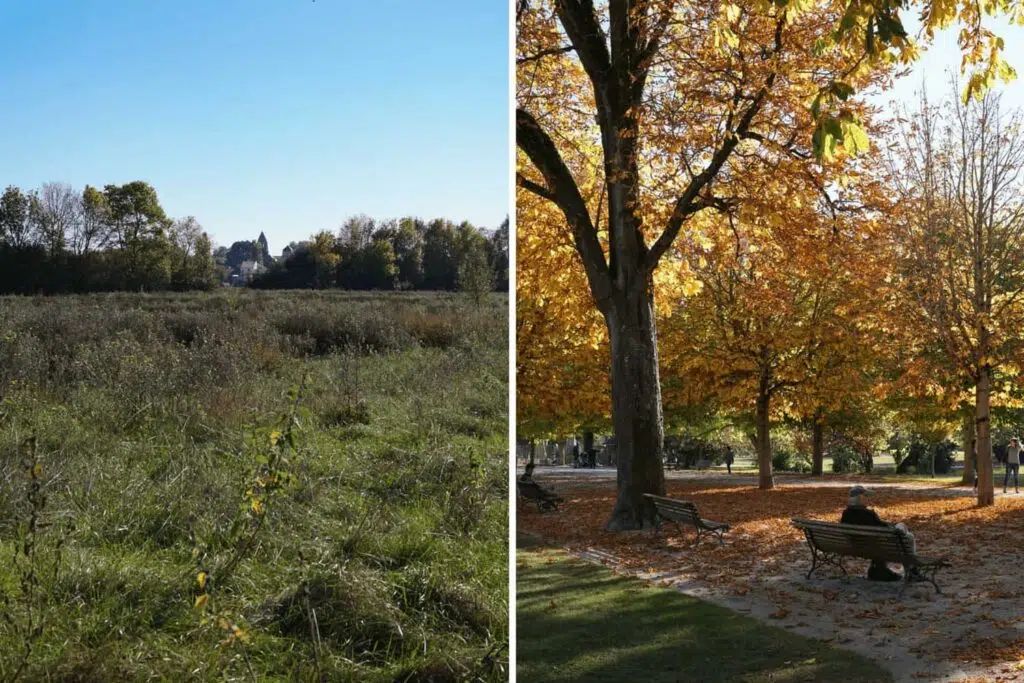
[[519, 469, 1024, 683]]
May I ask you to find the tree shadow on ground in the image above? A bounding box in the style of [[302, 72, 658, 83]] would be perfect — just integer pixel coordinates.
[[517, 548, 894, 683], [519, 482, 1024, 680]]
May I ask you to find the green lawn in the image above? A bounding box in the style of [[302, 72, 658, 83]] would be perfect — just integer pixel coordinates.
[[517, 548, 892, 683]]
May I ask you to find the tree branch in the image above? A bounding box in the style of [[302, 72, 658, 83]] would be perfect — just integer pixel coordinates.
[[642, 12, 787, 276], [517, 173, 557, 203], [517, 108, 615, 308], [517, 45, 576, 65]]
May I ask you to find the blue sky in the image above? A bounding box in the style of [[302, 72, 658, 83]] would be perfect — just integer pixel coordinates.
[[0, 0, 509, 253]]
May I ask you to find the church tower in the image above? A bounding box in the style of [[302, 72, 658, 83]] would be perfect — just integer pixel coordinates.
[[256, 231, 270, 266]]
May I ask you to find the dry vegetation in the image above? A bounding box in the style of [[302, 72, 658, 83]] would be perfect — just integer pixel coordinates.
[[0, 289, 508, 682]]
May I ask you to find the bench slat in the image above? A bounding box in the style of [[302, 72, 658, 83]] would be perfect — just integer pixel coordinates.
[[644, 494, 730, 543], [793, 517, 923, 564]]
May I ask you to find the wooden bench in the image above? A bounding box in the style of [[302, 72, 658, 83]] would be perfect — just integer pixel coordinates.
[[791, 518, 951, 596], [644, 493, 730, 546], [517, 480, 563, 512]]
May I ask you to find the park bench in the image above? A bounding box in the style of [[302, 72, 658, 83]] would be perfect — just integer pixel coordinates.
[[644, 493, 730, 546], [517, 480, 563, 512], [791, 517, 951, 596]]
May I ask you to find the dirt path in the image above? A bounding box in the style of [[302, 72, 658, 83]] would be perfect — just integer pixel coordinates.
[[518, 472, 1024, 683]]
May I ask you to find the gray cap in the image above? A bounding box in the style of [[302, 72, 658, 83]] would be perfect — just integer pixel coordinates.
[[849, 486, 873, 497]]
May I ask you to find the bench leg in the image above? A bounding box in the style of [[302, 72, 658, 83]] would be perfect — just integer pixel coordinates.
[[689, 527, 727, 548], [806, 548, 846, 580], [901, 565, 943, 596], [806, 547, 825, 579]]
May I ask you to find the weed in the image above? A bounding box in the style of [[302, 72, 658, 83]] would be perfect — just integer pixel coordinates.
[[0, 437, 64, 683]]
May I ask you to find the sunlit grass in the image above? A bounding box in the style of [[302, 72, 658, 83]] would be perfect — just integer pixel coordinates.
[[0, 290, 508, 682]]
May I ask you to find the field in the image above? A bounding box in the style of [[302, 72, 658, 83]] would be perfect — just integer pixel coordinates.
[[0, 290, 508, 682]]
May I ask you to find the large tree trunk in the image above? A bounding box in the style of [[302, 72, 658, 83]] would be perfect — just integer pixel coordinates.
[[977, 367, 994, 506], [811, 416, 824, 476], [604, 290, 666, 531], [755, 389, 774, 490], [962, 408, 975, 485]]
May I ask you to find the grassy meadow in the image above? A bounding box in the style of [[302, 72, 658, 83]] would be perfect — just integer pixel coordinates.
[[0, 290, 508, 682]]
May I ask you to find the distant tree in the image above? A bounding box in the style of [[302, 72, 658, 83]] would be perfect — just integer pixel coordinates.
[[189, 232, 216, 290], [393, 217, 425, 289], [359, 239, 399, 290], [0, 186, 34, 249], [422, 219, 458, 290], [338, 215, 375, 251], [488, 217, 509, 291], [75, 185, 110, 256], [310, 230, 340, 288], [170, 216, 215, 290], [103, 182, 168, 248], [30, 183, 79, 255], [102, 182, 173, 290], [458, 239, 495, 306], [225, 240, 258, 272]]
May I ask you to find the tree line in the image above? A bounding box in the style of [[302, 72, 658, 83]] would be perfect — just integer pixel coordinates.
[[0, 181, 214, 294], [0, 179, 508, 296], [249, 215, 509, 294]]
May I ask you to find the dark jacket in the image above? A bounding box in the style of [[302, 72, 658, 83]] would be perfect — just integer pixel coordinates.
[[840, 505, 888, 527]]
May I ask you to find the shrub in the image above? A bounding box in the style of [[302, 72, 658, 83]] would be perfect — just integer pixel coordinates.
[[831, 443, 864, 474], [772, 447, 811, 473], [896, 440, 956, 475]]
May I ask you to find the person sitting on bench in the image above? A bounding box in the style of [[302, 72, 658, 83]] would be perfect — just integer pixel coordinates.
[[840, 486, 915, 582]]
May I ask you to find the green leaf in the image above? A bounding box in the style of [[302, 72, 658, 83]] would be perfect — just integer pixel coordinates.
[[876, 13, 907, 42], [831, 81, 855, 101], [841, 119, 870, 154]]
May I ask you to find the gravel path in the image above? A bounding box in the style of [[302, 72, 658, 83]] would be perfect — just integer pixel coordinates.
[[519, 468, 1024, 683]]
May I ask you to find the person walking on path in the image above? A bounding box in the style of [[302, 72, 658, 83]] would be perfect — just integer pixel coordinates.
[[725, 446, 735, 475], [1005, 437, 1021, 494]]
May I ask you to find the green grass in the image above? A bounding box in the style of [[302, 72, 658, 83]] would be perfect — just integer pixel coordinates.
[[0, 290, 508, 682], [516, 548, 893, 683]]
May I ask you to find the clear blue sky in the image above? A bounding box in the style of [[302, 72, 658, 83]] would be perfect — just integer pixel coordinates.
[[0, 0, 509, 253]]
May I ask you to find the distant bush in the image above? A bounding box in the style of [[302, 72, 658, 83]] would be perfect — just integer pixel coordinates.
[[773, 447, 811, 473], [831, 443, 864, 474], [896, 440, 956, 475], [664, 436, 722, 469]]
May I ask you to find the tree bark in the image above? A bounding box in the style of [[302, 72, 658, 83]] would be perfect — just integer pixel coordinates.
[[755, 388, 774, 490], [811, 416, 824, 476], [528, 440, 536, 467], [962, 408, 975, 485], [517, 1, 784, 532], [976, 367, 994, 506], [604, 290, 666, 530]]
